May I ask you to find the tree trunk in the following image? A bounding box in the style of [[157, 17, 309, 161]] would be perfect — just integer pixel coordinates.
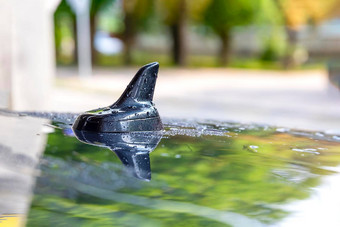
[[72, 15, 78, 65], [282, 27, 298, 69], [170, 0, 187, 66], [219, 30, 231, 66], [272, 0, 299, 69], [123, 13, 136, 65]]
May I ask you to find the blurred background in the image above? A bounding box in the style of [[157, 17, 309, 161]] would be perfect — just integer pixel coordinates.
[[1, 0, 340, 131]]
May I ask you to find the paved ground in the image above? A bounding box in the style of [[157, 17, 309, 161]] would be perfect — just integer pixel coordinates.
[[50, 67, 340, 133], [0, 115, 47, 225]]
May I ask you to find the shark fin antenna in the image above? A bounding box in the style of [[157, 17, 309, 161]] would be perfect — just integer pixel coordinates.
[[114, 62, 159, 106]]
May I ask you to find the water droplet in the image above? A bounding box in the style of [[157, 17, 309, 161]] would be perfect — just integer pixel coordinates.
[[292, 148, 320, 155], [243, 145, 258, 152], [315, 132, 324, 137], [276, 128, 289, 133], [333, 135, 340, 140]]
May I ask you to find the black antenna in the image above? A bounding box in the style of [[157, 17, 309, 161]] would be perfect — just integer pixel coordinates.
[[114, 62, 159, 105], [72, 62, 163, 132], [72, 131, 162, 181]]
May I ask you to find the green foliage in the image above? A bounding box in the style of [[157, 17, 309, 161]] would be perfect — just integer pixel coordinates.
[[203, 0, 257, 34], [26, 124, 340, 226], [97, 9, 124, 34], [54, 0, 334, 69], [90, 0, 119, 33], [260, 36, 283, 61], [90, 0, 115, 17], [255, 0, 283, 25], [155, 0, 185, 25], [122, 0, 155, 31], [54, 0, 76, 65], [93, 50, 322, 69]]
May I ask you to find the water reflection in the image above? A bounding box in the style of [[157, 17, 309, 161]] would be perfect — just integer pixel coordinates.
[[73, 130, 162, 181], [23, 117, 340, 226]]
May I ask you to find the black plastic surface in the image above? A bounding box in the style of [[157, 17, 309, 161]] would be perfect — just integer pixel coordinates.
[[73, 129, 162, 180], [72, 62, 163, 132]]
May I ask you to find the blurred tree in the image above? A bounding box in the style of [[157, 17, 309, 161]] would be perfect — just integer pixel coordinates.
[[202, 0, 257, 66], [328, 4, 340, 18], [156, 0, 189, 66], [275, 0, 340, 68], [54, 0, 77, 65], [255, 0, 285, 62], [90, 0, 115, 65], [122, 0, 154, 65], [27, 127, 340, 226]]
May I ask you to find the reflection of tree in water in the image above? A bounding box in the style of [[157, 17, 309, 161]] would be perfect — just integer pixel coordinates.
[[27, 126, 340, 226]]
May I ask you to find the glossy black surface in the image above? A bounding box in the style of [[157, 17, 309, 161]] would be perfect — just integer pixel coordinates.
[[73, 130, 162, 181], [1, 111, 340, 226], [26, 116, 340, 226], [72, 62, 163, 132]]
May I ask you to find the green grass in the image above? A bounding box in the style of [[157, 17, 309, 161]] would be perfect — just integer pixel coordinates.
[[58, 50, 326, 70]]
